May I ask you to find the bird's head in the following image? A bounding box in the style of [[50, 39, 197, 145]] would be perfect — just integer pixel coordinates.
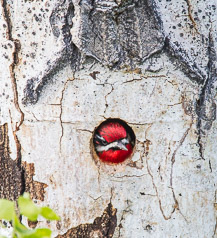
[[94, 120, 134, 163]]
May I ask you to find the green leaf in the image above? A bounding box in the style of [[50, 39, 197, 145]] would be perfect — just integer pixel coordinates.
[[0, 235, 7, 238], [18, 228, 51, 238], [13, 214, 28, 238], [18, 195, 39, 221], [13, 214, 28, 233], [0, 199, 15, 220], [40, 207, 60, 221]]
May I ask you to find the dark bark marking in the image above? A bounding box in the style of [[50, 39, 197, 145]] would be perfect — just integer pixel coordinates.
[[0, 124, 47, 201], [22, 162, 48, 201], [0, 124, 24, 200], [56, 203, 117, 238]]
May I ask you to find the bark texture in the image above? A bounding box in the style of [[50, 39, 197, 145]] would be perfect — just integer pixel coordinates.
[[0, 0, 216, 237]]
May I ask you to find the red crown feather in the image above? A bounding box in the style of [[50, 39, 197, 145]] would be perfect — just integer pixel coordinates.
[[98, 122, 127, 143]]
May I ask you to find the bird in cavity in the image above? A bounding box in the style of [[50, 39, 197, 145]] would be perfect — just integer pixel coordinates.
[[94, 121, 134, 163]]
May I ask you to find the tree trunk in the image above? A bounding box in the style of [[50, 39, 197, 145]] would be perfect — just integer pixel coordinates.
[[0, 0, 216, 237]]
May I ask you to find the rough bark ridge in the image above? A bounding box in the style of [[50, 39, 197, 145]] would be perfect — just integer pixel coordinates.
[[75, 0, 164, 66], [56, 203, 117, 238], [22, 0, 217, 135], [22, 0, 79, 105], [196, 32, 217, 160], [22, 0, 164, 105]]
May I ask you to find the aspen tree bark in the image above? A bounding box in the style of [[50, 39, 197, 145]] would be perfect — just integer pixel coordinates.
[[0, 0, 216, 237]]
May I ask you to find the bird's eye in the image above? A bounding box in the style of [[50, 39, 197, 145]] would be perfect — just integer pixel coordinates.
[[94, 134, 108, 146], [101, 140, 108, 146]]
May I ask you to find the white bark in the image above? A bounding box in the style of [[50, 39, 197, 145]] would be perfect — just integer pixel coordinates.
[[0, 0, 216, 237]]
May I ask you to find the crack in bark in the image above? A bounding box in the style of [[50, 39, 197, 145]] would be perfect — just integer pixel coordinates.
[[145, 122, 192, 221], [1, 0, 26, 198], [97, 168, 101, 187], [27, 112, 59, 123], [1, 0, 24, 130], [122, 74, 167, 84], [167, 102, 182, 107], [8, 110, 24, 182], [111, 173, 148, 179], [76, 129, 93, 134], [209, 159, 213, 173], [140, 192, 156, 197], [128, 122, 153, 126], [59, 78, 74, 153], [146, 156, 175, 220], [186, 0, 199, 34], [170, 120, 193, 222], [142, 126, 174, 220], [110, 187, 114, 204], [213, 217, 217, 238], [104, 84, 115, 114]]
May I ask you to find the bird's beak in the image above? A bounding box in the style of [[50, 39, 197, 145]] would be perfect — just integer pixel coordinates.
[[118, 142, 128, 151]]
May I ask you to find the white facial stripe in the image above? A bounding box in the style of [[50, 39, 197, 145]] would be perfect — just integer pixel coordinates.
[[95, 139, 129, 152], [96, 141, 119, 152]]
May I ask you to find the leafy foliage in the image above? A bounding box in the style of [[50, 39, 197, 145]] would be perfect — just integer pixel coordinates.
[[0, 193, 60, 238]]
